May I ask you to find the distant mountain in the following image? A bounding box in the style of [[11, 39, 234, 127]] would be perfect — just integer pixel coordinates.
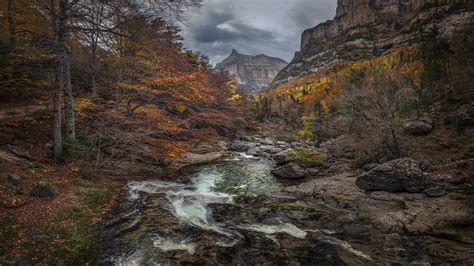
[[216, 49, 288, 94]]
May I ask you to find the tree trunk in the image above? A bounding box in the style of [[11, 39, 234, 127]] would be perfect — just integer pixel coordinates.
[[49, 0, 63, 158], [53, 58, 64, 158], [58, 0, 76, 142], [91, 40, 98, 94], [64, 56, 76, 141]]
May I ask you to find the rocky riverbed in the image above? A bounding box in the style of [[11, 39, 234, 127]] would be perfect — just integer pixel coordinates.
[[98, 136, 474, 265]]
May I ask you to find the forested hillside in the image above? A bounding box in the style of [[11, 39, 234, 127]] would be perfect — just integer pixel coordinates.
[[256, 2, 474, 165], [0, 0, 251, 263]]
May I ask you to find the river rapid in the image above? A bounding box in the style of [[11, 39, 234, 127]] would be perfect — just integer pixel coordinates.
[[97, 138, 474, 265]]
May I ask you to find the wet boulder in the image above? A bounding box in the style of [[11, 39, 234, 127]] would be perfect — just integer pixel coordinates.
[[271, 163, 308, 179], [404, 120, 433, 136], [356, 158, 426, 193], [30, 182, 58, 198]]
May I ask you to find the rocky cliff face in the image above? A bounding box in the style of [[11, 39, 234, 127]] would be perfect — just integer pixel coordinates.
[[272, 0, 473, 86], [216, 50, 288, 94]]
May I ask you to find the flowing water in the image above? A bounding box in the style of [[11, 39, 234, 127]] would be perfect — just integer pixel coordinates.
[[98, 141, 469, 265], [99, 147, 362, 265], [100, 149, 338, 265]]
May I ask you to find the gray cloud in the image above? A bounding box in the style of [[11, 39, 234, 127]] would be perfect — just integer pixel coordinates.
[[178, 0, 336, 64], [190, 10, 276, 44], [289, 0, 337, 30]]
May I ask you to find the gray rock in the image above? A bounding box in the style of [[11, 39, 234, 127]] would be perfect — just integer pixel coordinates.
[[275, 141, 289, 149], [260, 145, 281, 155], [271, 163, 308, 179], [3, 144, 32, 160], [424, 186, 447, 197], [30, 182, 58, 198], [356, 158, 426, 192], [230, 141, 248, 152], [404, 120, 433, 136]]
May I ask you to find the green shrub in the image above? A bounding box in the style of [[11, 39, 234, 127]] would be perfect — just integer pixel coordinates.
[[288, 148, 324, 166]]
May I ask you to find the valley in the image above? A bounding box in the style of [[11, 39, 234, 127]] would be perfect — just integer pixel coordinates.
[[0, 0, 473, 264]]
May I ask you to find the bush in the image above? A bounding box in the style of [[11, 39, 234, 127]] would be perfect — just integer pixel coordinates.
[[288, 148, 324, 166]]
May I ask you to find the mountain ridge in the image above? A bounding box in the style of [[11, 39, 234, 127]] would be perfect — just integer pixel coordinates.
[[216, 49, 288, 94], [272, 0, 473, 87]]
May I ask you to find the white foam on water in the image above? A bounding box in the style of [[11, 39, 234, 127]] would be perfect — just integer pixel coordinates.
[[238, 152, 255, 159], [114, 250, 144, 266], [167, 195, 237, 238], [238, 223, 308, 239], [193, 170, 233, 200], [126, 181, 186, 200], [152, 236, 196, 254]]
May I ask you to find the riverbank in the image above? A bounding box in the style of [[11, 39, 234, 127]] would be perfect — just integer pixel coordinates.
[[1, 116, 473, 264], [97, 128, 474, 265], [0, 105, 254, 264]]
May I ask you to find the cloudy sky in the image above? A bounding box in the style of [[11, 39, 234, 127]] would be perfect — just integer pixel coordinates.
[[177, 0, 337, 65]]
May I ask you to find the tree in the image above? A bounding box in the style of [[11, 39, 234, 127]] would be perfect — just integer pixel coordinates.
[[337, 68, 416, 157], [35, 0, 201, 158]]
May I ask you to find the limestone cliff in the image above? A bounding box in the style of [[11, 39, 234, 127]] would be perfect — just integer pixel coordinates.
[[272, 0, 474, 86], [216, 49, 288, 94]]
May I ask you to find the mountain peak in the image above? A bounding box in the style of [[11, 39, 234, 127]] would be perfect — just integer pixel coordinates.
[[216, 51, 288, 94]]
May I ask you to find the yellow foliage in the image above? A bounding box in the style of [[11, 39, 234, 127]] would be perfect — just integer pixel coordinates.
[[173, 102, 187, 113], [262, 44, 425, 120], [74, 98, 96, 117]]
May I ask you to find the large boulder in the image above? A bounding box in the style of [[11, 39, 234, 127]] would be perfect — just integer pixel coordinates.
[[356, 158, 426, 192], [271, 163, 308, 179], [404, 120, 433, 136]]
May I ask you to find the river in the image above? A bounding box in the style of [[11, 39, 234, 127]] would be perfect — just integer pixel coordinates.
[[97, 138, 474, 265]]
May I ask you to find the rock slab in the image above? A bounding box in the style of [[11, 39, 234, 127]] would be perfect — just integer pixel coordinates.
[[271, 163, 308, 179], [356, 158, 426, 192]]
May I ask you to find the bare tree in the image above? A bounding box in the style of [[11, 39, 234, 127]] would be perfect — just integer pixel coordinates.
[[337, 68, 416, 157]]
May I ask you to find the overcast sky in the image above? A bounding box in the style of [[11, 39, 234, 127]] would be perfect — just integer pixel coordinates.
[[177, 0, 337, 65]]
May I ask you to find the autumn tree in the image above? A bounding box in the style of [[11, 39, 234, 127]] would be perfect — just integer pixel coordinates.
[[33, 0, 201, 158]]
